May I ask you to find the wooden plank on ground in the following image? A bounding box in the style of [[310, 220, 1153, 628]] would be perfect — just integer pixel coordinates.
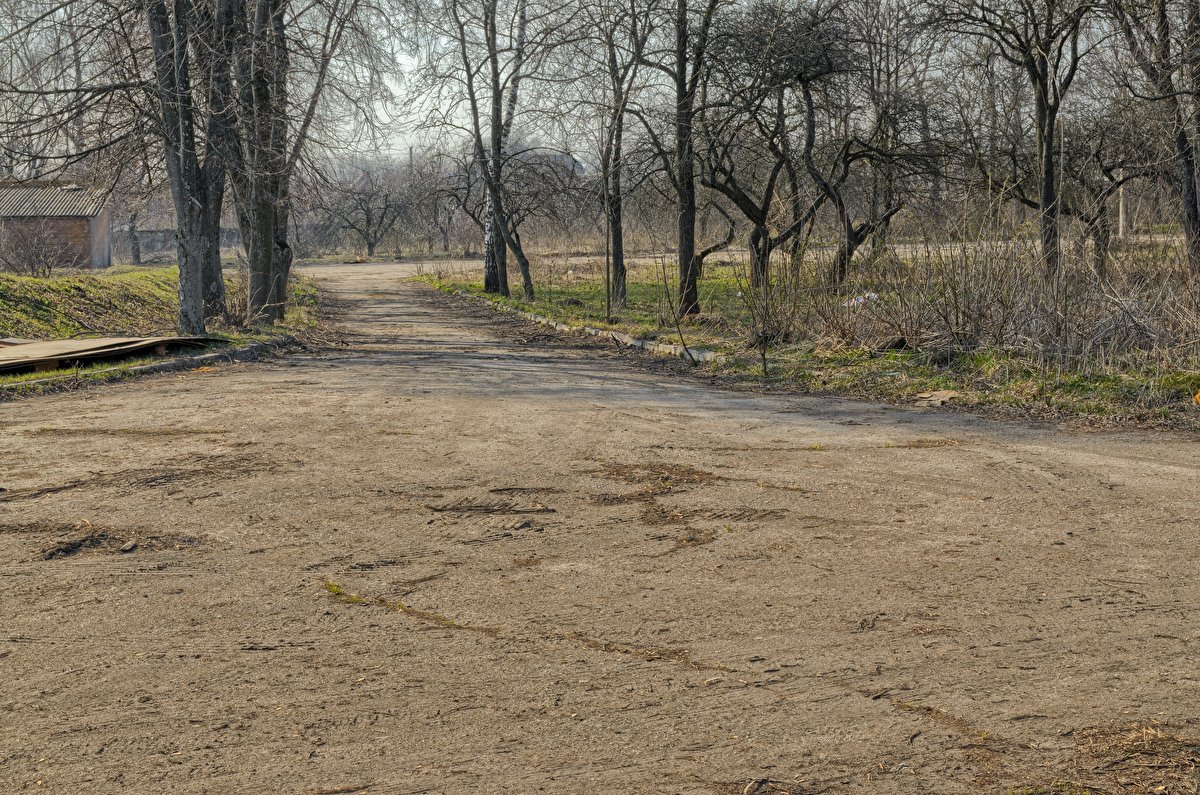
[[0, 336, 211, 374]]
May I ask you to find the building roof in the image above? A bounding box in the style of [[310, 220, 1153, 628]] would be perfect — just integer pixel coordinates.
[[0, 182, 107, 218]]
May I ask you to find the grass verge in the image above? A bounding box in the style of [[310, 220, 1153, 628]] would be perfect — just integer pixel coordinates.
[[423, 271, 1200, 430]]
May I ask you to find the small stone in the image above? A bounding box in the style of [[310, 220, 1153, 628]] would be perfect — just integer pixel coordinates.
[[119, 541, 138, 553]]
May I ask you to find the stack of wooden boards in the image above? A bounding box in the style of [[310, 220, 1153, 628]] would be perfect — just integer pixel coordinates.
[[0, 336, 210, 374]]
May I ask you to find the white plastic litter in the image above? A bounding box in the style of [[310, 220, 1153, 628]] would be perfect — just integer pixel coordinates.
[[844, 292, 880, 307]]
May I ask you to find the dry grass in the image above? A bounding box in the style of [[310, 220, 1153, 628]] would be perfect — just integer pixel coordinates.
[[1016, 720, 1200, 794], [593, 461, 724, 486], [429, 235, 1200, 427], [885, 438, 963, 449], [322, 580, 502, 636]]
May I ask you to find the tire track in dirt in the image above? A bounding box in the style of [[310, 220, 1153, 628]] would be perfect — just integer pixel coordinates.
[[0, 452, 279, 502]]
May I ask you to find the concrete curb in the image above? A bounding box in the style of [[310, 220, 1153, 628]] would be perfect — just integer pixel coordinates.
[[443, 288, 725, 364], [0, 338, 287, 397]]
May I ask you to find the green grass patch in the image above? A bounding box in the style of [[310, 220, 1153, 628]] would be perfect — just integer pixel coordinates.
[[424, 266, 751, 351], [0, 355, 166, 399], [281, 273, 320, 330], [0, 267, 181, 339]]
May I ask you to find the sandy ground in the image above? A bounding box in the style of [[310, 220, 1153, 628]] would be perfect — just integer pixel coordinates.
[[2, 262, 1199, 794]]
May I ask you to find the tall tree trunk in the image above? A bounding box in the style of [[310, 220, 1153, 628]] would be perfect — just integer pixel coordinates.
[[479, 0, 527, 298], [509, 224, 534, 299], [267, 0, 292, 323], [146, 0, 210, 335], [175, 225, 208, 336], [611, 186, 626, 308], [1177, 129, 1200, 272], [749, 225, 770, 289], [483, 199, 508, 295], [870, 173, 896, 260], [1033, 68, 1062, 280], [195, 0, 240, 323], [268, 200, 292, 320], [1088, 212, 1111, 282], [246, 187, 275, 320], [234, 0, 292, 323], [675, 0, 699, 316], [500, 0, 533, 298], [1038, 120, 1062, 280], [609, 104, 627, 309], [833, 196, 867, 287], [1185, 0, 1200, 272], [200, 197, 226, 320], [834, 240, 862, 286]]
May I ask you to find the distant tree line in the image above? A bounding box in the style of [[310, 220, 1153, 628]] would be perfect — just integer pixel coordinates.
[[404, 0, 1200, 316]]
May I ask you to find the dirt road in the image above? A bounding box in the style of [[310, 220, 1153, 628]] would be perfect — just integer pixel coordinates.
[[2, 262, 1198, 794]]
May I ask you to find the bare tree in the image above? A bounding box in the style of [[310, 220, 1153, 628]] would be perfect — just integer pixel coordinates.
[[227, 0, 400, 321], [0, 218, 86, 275], [634, 0, 727, 314], [145, 0, 239, 333], [1107, 0, 1200, 273], [1, 0, 402, 330], [314, 159, 411, 255], [698, 0, 840, 288], [582, 0, 655, 308], [943, 0, 1092, 278]]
